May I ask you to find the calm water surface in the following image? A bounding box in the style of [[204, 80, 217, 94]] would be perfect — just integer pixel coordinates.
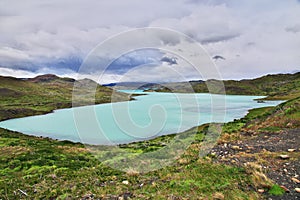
[[0, 91, 283, 145]]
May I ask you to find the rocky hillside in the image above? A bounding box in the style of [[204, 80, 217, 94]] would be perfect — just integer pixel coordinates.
[[209, 96, 300, 199]]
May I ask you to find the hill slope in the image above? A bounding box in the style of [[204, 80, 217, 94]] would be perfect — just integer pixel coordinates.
[[0, 74, 130, 121], [137, 72, 300, 100]]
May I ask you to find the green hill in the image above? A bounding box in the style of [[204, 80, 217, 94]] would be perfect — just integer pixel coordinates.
[[0, 74, 130, 121], [143, 72, 300, 100]]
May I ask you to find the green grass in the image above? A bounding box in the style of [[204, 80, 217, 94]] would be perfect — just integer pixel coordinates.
[[244, 107, 274, 120], [268, 185, 285, 196], [0, 128, 258, 199], [221, 106, 275, 136], [221, 96, 300, 136], [258, 126, 281, 132], [222, 121, 245, 134]]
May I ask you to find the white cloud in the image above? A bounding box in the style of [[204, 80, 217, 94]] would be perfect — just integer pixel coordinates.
[[149, 3, 242, 44], [0, 0, 299, 80], [0, 67, 41, 78], [0, 66, 122, 84]]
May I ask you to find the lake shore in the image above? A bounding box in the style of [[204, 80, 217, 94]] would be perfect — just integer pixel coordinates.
[[0, 96, 299, 199], [0, 92, 283, 145], [0, 73, 299, 199]]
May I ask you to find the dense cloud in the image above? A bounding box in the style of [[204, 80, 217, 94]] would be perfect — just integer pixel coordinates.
[[0, 0, 299, 82]]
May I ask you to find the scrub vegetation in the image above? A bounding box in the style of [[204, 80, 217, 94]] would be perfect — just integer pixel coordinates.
[[0, 73, 299, 199], [142, 72, 300, 100]]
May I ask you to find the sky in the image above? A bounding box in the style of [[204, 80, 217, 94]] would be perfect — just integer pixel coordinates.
[[0, 0, 300, 83]]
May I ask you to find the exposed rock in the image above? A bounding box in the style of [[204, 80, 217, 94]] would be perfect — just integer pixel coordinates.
[[291, 177, 300, 184], [247, 146, 254, 150], [280, 185, 290, 192], [122, 180, 129, 185], [286, 123, 293, 128], [231, 145, 241, 150], [258, 189, 265, 193], [279, 155, 290, 160], [288, 149, 296, 152]]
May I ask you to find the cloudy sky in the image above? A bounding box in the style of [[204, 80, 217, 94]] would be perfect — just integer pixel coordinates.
[[0, 0, 300, 83]]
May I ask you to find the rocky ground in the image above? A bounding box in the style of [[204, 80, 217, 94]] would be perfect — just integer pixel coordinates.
[[211, 128, 300, 199]]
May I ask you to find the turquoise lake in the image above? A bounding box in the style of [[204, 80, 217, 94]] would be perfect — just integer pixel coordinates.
[[0, 91, 283, 145]]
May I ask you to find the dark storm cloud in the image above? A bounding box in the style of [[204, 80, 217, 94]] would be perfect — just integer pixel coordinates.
[[106, 49, 164, 74], [160, 56, 178, 65]]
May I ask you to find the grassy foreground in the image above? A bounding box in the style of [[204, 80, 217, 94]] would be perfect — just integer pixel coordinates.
[[1, 96, 299, 199], [0, 128, 255, 199]]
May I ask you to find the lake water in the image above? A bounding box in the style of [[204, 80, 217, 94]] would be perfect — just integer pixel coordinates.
[[0, 91, 283, 145]]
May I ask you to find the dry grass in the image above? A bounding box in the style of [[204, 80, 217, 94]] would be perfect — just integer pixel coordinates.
[[244, 162, 273, 189]]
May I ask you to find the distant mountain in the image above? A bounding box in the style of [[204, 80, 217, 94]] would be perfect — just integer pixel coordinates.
[[109, 72, 300, 100], [104, 82, 161, 90]]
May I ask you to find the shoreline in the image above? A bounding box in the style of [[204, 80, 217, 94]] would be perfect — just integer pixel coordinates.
[[0, 93, 283, 146], [0, 95, 299, 199], [0, 103, 281, 147]]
